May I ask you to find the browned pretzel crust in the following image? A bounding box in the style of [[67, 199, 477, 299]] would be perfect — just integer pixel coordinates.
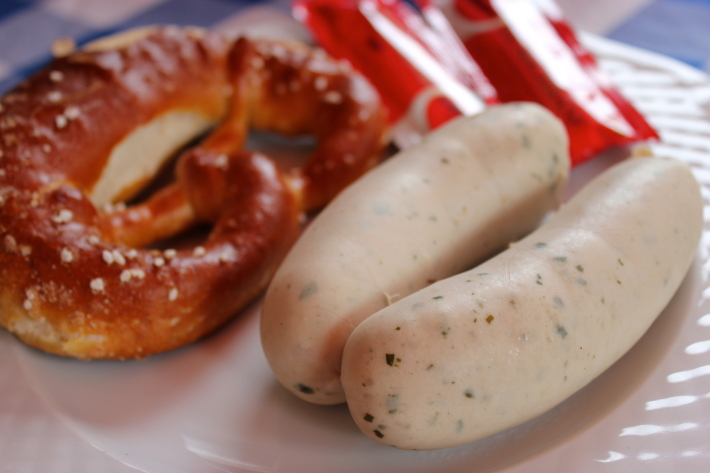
[[0, 26, 387, 359]]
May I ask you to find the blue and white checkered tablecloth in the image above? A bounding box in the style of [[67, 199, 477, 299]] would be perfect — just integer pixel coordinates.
[[0, 0, 709, 96], [0, 0, 293, 94], [603, 0, 710, 73]]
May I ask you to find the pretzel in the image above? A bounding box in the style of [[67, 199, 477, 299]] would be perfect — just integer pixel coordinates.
[[0, 26, 387, 359]]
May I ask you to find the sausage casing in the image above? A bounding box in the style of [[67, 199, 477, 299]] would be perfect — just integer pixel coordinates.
[[341, 157, 703, 449], [261, 103, 570, 404]]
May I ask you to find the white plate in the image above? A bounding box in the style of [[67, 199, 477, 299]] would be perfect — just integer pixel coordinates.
[[1, 33, 710, 473]]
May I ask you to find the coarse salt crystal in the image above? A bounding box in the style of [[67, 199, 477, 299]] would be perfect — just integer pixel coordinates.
[[102, 249, 114, 264], [49, 70, 64, 82], [90, 278, 105, 293], [120, 268, 146, 283], [64, 106, 80, 120], [112, 250, 126, 266], [323, 91, 342, 104], [55, 114, 68, 129], [214, 154, 228, 169], [52, 209, 73, 224], [47, 91, 62, 103], [314, 76, 328, 91], [60, 247, 73, 263], [4, 235, 17, 252]]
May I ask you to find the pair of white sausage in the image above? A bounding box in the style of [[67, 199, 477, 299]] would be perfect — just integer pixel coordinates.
[[261, 101, 702, 450], [261, 103, 570, 404], [341, 155, 702, 449]]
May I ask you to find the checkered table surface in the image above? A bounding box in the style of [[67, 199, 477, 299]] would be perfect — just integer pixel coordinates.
[[1, 0, 709, 95], [0, 0, 293, 94], [551, 1, 710, 73]]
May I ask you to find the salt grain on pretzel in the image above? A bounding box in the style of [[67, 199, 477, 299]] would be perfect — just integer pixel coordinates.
[[0, 26, 387, 359]]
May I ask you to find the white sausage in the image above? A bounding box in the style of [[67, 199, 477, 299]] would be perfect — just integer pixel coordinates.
[[260, 103, 570, 404], [341, 157, 703, 449]]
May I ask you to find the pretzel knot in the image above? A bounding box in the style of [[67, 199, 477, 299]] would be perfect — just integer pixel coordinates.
[[0, 27, 387, 359]]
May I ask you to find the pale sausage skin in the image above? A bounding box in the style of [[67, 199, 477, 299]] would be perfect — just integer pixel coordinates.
[[341, 157, 703, 450], [260, 103, 570, 404]]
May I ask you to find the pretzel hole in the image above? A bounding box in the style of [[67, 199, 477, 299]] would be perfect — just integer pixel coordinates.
[[245, 130, 316, 175], [119, 148, 210, 252], [100, 127, 316, 251], [89, 110, 217, 208]]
